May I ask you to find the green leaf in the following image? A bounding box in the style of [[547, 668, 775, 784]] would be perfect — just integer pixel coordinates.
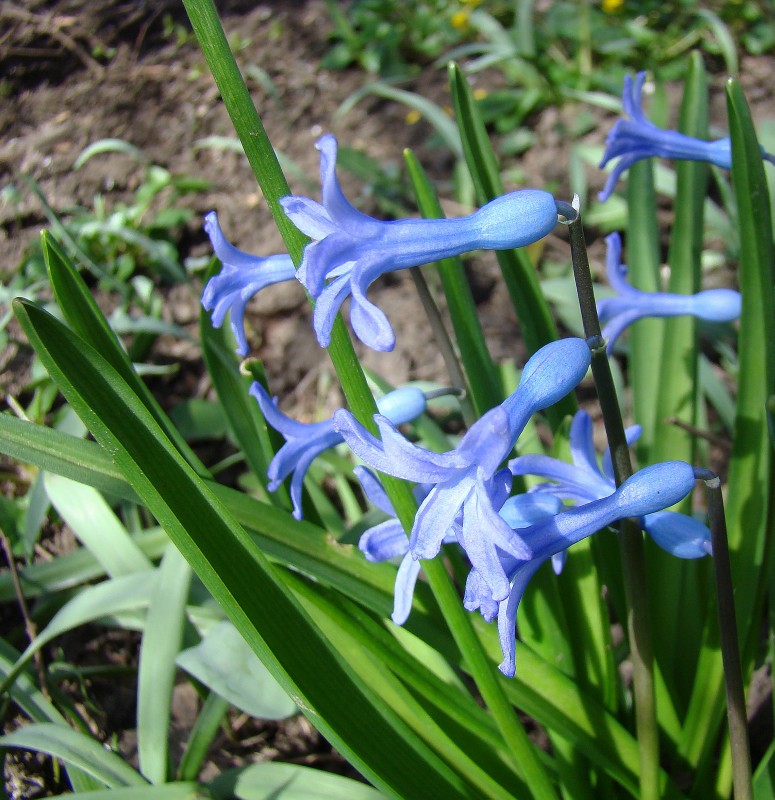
[[198, 303, 278, 494], [0, 723, 147, 788], [679, 75, 775, 786], [44, 474, 152, 576], [41, 231, 207, 479], [447, 62, 572, 427], [53, 785, 205, 799], [0, 412, 138, 502], [625, 157, 662, 464], [648, 54, 710, 715], [138, 545, 192, 784], [176, 620, 296, 720], [1, 570, 158, 693], [209, 762, 385, 800], [13, 297, 477, 800]]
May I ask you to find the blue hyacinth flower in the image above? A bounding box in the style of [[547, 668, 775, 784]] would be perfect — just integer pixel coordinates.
[[597, 233, 741, 353], [201, 211, 297, 356], [251, 384, 428, 520], [598, 71, 775, 202], [510, 409, 712, 560], [334, 338, 592, 601], [281, 134, 563, 351], [478, 461, 701, 676], [355, 466, 455, 625]]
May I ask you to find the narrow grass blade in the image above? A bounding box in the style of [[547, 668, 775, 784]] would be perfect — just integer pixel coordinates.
[[137, 545, 192, 784], [448, 62, 572, 425], [0, 723, 147, 788], [176, 691, 230, 782], [13, 298, 478, 800]]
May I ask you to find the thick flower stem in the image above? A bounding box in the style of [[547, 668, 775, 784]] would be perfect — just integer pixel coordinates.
[[422, 558, 558, 799], [698, 473, 752, 800], [564, 201, 660, 800]]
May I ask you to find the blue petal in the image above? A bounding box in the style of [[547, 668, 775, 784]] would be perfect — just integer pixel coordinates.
[[689, 289, 741, 322], [643, 510, 711, 559], [359, 519, 409, 562], [392, 553, 423, 625], [497, 557, 545, 677], [201, 211, 297, 356]]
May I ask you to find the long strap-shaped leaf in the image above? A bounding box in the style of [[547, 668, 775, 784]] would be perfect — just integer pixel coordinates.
[[12, 298, 477, 800], [0, 411, 675, 793], [678, 77, 775, 792]]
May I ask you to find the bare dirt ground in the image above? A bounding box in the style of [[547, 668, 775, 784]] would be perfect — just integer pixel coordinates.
[[1, 1, 774, 796]]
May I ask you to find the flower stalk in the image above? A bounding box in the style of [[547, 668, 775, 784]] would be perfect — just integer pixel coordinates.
[[563, 198, 660, 800], [697, 470, 753, 800]]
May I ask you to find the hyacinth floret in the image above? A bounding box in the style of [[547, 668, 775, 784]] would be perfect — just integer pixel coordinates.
[[281, 134, 563, 352], [598, 71, 775, 202], [597, 233, 741, 353], [251, 384, 427, 520], [510, 409, 712, 560], [334, 337, 592, 601], [201, 211, 297, 356], [486, 461, 700, 676]]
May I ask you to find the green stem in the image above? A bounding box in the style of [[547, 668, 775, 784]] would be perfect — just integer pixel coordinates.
[[564, 200, 660, 800], [698, 472, 752, 800], [422, 558, 558, 798]]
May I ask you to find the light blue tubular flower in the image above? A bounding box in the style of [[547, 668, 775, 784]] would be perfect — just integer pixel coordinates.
[[509, 409, 712, 560], [598, 71, 775, 202], [250, 384, 428, 520], [333, 338, 592, 601], [281, 134, 563, 351], [597, 233, 741, 353], [201, 211, 297, 356], [474, 461, 702, 676]]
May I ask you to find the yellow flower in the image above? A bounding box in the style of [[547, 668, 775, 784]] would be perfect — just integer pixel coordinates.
[[602, 0, 624, 12], [473, 88, 488, 101], [405, 109, 422, 125], [451, 10, 470, 28]]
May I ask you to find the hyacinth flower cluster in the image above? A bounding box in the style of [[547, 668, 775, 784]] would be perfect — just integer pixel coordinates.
[[598, 71, 775, 202], [597, 232, 741, 353], [201, 129, 718, 679]]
